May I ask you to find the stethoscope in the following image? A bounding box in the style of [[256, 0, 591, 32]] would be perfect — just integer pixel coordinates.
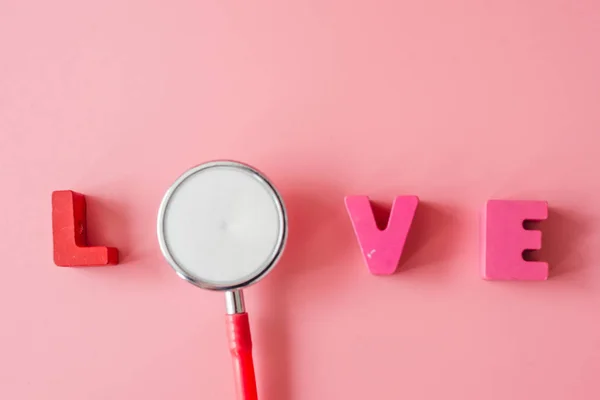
[[157, 160, 287, 400]]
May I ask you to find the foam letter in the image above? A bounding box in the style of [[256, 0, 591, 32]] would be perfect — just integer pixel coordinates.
[[52, 190, 119, 266], [482, 200, 548, 280], [345, 196, 418, 275]]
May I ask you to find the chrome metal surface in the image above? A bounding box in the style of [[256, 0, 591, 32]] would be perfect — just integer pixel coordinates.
[[225, 290, 246, 314]]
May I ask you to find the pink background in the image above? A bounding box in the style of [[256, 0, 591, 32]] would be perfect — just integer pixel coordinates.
[[2, 1, 600, 399]]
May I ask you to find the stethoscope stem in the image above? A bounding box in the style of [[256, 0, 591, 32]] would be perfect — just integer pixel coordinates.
[[225, 290, 246, 314]]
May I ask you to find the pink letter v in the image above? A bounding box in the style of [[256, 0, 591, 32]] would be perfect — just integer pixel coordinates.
[[345, 196, 419, 275]]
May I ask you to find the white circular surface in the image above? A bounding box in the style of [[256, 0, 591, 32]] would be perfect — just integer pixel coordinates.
[[161, 165, 282, 286]]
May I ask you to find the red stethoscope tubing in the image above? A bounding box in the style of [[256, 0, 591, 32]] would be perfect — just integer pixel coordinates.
[[226, 312, 258, 400]]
